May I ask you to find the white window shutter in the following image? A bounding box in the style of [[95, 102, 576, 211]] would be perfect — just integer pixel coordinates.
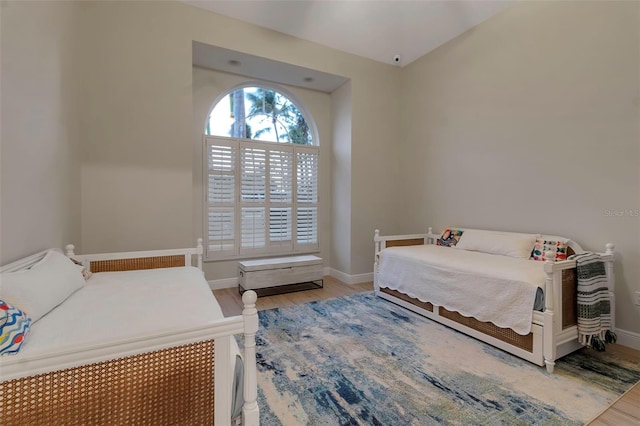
[[205, 139, 237, 258], [241, 207, 266, 252], [296, 149, 319, 248], [268, 149, 293, 251], [205, 136, 318, 260]]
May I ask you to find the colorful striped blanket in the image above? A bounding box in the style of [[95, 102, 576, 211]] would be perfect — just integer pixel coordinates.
[[569, 252, 616, 351]]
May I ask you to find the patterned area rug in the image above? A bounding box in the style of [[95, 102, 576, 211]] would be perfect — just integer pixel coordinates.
[[254, 292, 640, 425]]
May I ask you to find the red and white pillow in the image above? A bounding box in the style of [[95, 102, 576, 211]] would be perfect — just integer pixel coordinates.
[[531, 238, 569, 261]]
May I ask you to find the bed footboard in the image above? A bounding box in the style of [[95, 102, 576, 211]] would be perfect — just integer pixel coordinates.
[[0, 293, 259, 426], [1, 341, 215, 425], [0, 242, 259, 426]]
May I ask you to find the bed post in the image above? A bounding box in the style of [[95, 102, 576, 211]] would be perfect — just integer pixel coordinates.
[[65, 244, 75, 257], [604, 243, 616, 331], [374, 230, 381, 292], [196, 238, 204, 271], [241, 290, 260, 426], [543, 251, 557, 373]]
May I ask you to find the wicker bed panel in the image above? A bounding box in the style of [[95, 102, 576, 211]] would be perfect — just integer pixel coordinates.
[[384, 238, 425, 248], [0, 340, 214, 425], [90, 255, 186, 273], [438, 307, 534, 352], [381, 287, 434, 312]]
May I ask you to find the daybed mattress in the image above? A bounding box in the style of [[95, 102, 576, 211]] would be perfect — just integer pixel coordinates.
[[378, 245, 545, 335], [11, 266, 225, 358]]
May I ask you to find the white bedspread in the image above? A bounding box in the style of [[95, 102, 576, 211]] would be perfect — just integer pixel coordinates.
[[378, 245, 546, 335], [13, 266, 225, 358]]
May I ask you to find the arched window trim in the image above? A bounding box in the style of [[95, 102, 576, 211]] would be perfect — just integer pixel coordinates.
[[205, 81, 320, 146]]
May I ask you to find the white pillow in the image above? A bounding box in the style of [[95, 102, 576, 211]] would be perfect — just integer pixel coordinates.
[[454, 229, 538, 259], [0, 250, 86, 322]]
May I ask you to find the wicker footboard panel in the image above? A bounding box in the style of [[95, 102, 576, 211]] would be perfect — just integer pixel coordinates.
[[381, 287, 434, 312], [0, 340, 214, 426], [381, 288, 533, 352], [89, 255, 186, 273], [438, 307, 534, 352]]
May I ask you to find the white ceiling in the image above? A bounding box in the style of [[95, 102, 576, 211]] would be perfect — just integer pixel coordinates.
[[185, 0, 511, 67]]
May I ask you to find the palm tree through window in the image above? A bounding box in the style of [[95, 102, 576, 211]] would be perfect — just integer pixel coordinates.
[[206, 87, 312, 145]]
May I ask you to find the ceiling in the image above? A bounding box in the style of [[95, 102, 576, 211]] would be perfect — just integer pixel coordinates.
[[185, 0, 511, 67], [193, 42, 349, 93]]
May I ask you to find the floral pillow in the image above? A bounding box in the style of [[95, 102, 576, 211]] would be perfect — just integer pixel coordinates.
[[437, 228, 464, 247], [0, 300, 32, 356], [531, 239, 568, 261]]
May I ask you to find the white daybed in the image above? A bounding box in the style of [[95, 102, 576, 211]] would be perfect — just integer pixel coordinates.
[[0, 240, 259, 426], [373, 228, 616, 373]]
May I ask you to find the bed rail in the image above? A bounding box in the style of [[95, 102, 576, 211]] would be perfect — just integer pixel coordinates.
[[65, 239, 204, 272]]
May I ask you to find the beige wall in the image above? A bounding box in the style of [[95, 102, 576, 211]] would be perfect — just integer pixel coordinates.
[[331, 82, 352, 274], [192, 66, 332, 279], [400, 1, 640, 333], [78, 1, 193, 253], [74, 1, 402, 278], [0, 1, 81, 263]]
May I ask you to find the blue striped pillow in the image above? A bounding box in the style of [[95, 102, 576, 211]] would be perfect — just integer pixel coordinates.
[[0, 300, 32, 355]]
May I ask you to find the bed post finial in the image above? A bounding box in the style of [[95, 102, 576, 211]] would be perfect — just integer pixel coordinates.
[[428, 227, 433, 234], [605, 243, 615, 255], [545, 251, 556, 262], [241, 290, 260, 425], [374, 229, 380, 241], [65, 244, 75, 257]]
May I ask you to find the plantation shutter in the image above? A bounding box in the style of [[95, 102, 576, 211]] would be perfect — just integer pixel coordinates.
[[205, 139, 237, 258], [240, 147, 267, 254], [296, 148, 319, 250], [269, 149, 293, 250], [205, 136, 318, 260]]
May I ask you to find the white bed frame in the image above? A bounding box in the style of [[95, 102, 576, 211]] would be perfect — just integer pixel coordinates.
[[374, 229, 616, 373], [0, 240, 259, 426]]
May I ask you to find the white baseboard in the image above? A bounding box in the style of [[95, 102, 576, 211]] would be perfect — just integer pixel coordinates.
[[615, 328, 640, 351], [208, 268, 373, 289], [329, 268, 373, 285], [208, 277, 238, 290]]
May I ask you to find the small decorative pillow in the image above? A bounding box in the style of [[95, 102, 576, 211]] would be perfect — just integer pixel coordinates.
[[71, 258, 93, 280], [0, 300, 32, 356], [437, 228, 464, 247], [532, 239, 569, 261]]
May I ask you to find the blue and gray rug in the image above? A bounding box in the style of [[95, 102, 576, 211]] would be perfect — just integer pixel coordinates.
[[254, 292, 640, 425]]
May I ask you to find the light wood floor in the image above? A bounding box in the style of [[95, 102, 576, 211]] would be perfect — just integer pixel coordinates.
[[213, 275, 373, 317], [587, 342, 640, 425], [214, 278, 640, 424]]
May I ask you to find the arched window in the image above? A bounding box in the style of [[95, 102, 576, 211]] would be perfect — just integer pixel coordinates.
[[205, 86, 313, 145], [204, 85, 319, 260]]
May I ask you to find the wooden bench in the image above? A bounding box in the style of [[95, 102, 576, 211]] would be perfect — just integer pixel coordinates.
[[238, 255, 323, 296]]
